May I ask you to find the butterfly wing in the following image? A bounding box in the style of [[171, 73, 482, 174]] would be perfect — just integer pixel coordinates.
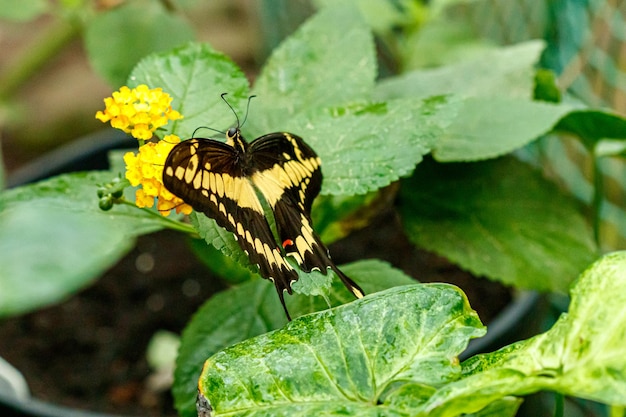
[[249, 133, 364, 299], [162, 138, 299, 310]]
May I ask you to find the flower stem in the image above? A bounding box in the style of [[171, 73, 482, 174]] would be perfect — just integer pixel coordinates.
[[591, 154, 603, 248], [119, 200, 198, 236], [553, 393, 564, 417]]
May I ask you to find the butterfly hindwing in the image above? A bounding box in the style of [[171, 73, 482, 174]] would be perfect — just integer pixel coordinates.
[[162, 138, 298, 300], [247, 133, 325, 268], [247, 133, 364, 298], [247, 132, 322, 213]]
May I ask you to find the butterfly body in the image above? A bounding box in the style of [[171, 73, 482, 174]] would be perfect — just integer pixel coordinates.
[[163, 127, 363, 319]]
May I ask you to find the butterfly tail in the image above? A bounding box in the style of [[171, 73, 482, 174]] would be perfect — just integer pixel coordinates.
[[331, 265, 365, 299], [275, 285, 293, 321]]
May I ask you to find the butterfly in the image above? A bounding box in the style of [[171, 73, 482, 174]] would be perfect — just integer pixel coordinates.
[[162, 95, 364, 320]]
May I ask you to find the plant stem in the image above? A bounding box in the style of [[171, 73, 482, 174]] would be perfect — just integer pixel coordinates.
[[0, 18, 81, 100], [119, 200, 198, 235], [591, 154, 603, 248], [148, 211, 198, 236], [554, 393, 564, 417]]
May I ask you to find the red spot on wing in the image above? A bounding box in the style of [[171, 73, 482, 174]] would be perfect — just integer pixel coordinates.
[[282, 239, 294, 249]]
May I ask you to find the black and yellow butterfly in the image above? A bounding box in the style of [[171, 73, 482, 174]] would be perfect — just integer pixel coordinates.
[[162, 96, 364, 319]]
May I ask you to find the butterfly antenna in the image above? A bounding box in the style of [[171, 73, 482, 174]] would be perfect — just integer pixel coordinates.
[[220, 93, 257, 129], [192, 126, 225, 138], [220, 93, 240, 128], [241, 95, 256, 127]]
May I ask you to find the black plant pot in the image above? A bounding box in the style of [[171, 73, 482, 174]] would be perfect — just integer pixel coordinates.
[[0, 130, 541, 417]]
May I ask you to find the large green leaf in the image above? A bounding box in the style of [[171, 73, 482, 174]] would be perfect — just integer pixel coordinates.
[[286, 98, 445, 196], [251, 4, 376, 133], [553, 109, 626, 154], [400, 15, 496, 70], [375, 40, 572, 162], [431, 97, 571, 162], [129, 42, 250, 140], [189, 212, 254, 273], [376, 41, 545, 100], [85, 0, 194, 86], [418, 251, 626, 415], [0, 171, 168, 316], [2, 171, 169, 236], [0, 205, 131, 317], [173, 279, 286, 417], [379, 86, 571, 163], [399, 157, 598, 292], [188, 253, 626, 417], [384, 381, 522, 417], [195, 284, 484, 417], [174, 259, 416, 417]]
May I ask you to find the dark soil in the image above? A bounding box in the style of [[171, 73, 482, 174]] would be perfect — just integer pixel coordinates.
[[0, 211, 511, 417]]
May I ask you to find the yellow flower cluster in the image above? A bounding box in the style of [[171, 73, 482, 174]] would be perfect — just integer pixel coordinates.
[[96, 84, 183, 140], [123, 135, 193, 216]]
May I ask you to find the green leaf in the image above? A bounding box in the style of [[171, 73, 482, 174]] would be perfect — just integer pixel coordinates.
[[287, 259, 418, 318], [375, 41, 573, 162], [85, 0, 194, 86], [469, 398, 522, 417], [197, 284, 485, 417], [189, 212, 256, 273], [129, 42, 251, 140], [0, 171, 169, 316], [383, 382, 521, 417], [313, 188, 396, 244], [376, 41, 545, 100], [312, 192, 378, 243], [315, 0, 424, 35], [553, 109, 626, 153], [401, 14, 496, 70], [419, 252, 626, 414], [289, 261, 334, 297], [342, 259, 417, 294], [251, 4, 376, 133], [187, 238, 256, 284], [174, 259, 415, 417], [432, 97, 572, 162], [2, 171, 168, 236], [0, 0, 49, 21], [173, 278, 288, 417], [0, 204, 132, 316], [286, 98, 444, 196], [595, 139, 626, 158], [399, 157, 598, 292]]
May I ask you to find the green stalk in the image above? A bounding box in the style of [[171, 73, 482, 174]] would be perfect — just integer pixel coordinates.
[[119, 200, 198, 236], [553, 393, 564, 417], [591, 154, 603, 248], [0, 19, 81, 100]]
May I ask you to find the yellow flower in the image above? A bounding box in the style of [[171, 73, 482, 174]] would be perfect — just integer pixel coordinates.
[[123, 134, 193, 216], [96, 85, 183, 140]]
